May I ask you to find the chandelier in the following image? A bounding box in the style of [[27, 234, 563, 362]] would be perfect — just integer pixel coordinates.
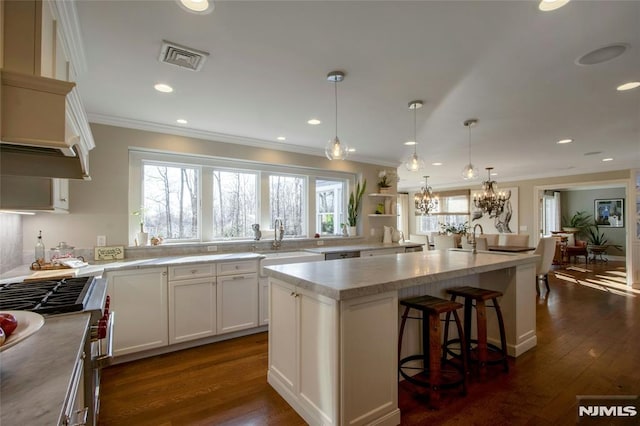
[[414, 175, 438, 215], [473, 167, 511, 215], [325, 71, 349, 160]]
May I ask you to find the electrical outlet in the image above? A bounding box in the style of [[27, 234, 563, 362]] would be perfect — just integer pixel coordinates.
[[207, 246, 218, 252], [317, 240, 324, 246], [97, 235, 106, 247]]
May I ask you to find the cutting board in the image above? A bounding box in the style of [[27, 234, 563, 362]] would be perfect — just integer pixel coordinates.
[[23, 268, 78, 282]]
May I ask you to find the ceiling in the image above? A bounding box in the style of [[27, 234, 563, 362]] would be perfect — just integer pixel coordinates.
[[74, 1, 639, 191]]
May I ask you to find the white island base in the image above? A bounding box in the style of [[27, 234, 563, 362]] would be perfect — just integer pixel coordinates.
[[266, 251, 538, 426]]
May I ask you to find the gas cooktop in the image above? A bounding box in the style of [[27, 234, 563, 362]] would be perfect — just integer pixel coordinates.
[[0, 276, 95, 315]]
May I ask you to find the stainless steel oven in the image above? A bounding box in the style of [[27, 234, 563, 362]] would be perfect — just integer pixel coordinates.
[[88, 293, 114, 425]]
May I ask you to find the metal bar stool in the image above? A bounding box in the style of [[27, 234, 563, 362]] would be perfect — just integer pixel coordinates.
[[398, 295, 468, 409], [443, 286, 509, 379]]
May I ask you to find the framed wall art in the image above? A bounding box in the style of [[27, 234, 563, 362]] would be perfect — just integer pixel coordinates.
[[594, 198, 624, 227]]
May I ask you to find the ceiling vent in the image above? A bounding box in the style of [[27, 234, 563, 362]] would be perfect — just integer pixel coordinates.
[[159, 40, 209, 72]]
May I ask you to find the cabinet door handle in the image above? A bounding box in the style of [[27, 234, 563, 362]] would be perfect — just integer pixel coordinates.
[[162, 271, 167, 276], [232, 275, 245, 280]]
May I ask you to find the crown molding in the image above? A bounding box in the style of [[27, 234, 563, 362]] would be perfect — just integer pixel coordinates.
[[48, 0, 88, 76], [87, 113, 397, 167]]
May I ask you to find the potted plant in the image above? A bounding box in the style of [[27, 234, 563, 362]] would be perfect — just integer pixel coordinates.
[[132, 207, 148, 246], [561, 210, 592, 235], [377, 171, 392, 193], [348, 179, 366, 236]]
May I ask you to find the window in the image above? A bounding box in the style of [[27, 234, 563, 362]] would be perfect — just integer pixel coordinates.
[[143, 162, 199, 240], [269, 174, 306, 237], [316, 178, 346, 235], [416, 190, 470, 234], [130, 150, 353, 244], [212, 170, 258, 238]]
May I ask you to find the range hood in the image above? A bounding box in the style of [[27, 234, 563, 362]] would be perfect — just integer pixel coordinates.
[[0, 70, 90, 180]]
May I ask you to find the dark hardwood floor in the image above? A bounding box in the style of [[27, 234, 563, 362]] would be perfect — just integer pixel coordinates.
[[98, 261, 638, 426]]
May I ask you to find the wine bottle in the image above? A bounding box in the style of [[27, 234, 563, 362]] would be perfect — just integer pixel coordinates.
[[35, 230, 45, 264]]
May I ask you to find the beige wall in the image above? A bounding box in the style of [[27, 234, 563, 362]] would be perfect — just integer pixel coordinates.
[[22, 124, 396, 250]]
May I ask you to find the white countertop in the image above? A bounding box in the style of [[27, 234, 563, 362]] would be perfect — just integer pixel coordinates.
[[264, 249, 538, 300], [0, 313, 91, 426]]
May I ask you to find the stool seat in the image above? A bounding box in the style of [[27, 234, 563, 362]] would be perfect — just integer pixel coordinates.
[[444, 286, 509, 379], [398, 295, 467, 409], [400, 295, 464, 314], [446, 286, 503, 301]]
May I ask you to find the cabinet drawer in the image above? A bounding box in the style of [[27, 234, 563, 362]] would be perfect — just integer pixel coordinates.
[[169, 263, 215, 281], [217, 260, 257, 276], [360, 248, 404, 257]]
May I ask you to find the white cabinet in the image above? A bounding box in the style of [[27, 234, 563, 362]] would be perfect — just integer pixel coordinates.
[[259, 277, 269, 326], [106, 267, 168, 357], [0, 176, 69, 212], [268, 278, 338, 425], [168, 265, 216, 344], [216, 260, 259, 334], [217, 273, 258, 334]]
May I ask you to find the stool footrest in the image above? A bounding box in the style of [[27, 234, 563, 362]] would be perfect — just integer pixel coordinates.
[[399, 355, 466, 390]]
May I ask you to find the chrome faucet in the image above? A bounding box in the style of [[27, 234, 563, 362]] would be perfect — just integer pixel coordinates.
[[469, 223, 484, 254], [273, 218, 284, 249]]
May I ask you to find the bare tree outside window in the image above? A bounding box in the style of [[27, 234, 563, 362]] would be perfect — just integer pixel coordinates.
[[270, 175, 305, 236], [213, 170, 258, 238], [143, 163, 198, 240], [316, 179, 345, 235]]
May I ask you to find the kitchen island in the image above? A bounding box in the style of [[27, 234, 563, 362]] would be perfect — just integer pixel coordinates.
[[264, 249, 538, 426]]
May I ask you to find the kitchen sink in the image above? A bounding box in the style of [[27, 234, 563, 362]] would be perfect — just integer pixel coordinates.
[[259, 251, 324, 277]]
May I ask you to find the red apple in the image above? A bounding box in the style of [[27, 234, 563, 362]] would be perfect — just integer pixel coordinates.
[[0, 313, 18, 337]]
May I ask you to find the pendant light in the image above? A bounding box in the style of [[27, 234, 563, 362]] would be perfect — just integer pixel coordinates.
[[404, 100, 425, 172], [461, 118, 479, 180], [325, 71, 349, 160], [414, 175, 438, 215], [473, 167, 511, 215]]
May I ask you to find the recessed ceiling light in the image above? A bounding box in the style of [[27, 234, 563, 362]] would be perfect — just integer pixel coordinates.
[[176, 119, 188, 124], [602, 158, 613, 162], [432, 162, 442, 166], [154, 83, 174, 93], [307, 119, 321, 125], [576, 43, 628, 66], [347, 148, 356, 152], [404, 141, 417, 146], [276, 136, 286, 141], [557, 138, 573, 144], [617, 81, 640, 91], [538, 0, 570, 11], [177, 0, 214, 14]]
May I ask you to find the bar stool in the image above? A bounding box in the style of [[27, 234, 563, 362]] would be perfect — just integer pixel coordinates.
[[443, 286, 509, 379], [398, 295, 468, 408]]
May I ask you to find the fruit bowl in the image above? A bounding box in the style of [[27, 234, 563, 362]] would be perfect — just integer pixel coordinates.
[[0, 311, 45, 352]]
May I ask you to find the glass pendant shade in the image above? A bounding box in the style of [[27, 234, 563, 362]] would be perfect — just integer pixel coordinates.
[[404, 100, 424, 172], [405, 151, 425, 172], [461, 118, 479, 180], [325, 136, 349, 160], [325, 71, 349, 161], [461, 163, 479, 180]]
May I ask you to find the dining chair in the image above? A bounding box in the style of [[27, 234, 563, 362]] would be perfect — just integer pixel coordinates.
[[433, 234, 457, 250], [534, 237, 556, 295], [501, 234, 529, 247], [461, 236, 488, 251]]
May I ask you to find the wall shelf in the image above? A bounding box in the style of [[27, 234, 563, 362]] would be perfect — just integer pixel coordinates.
[[368, 193, 395, 198], [368, 214, 397, 217]]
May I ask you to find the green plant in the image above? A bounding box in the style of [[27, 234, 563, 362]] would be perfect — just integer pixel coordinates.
[[377, 171, 392, 188], [585, 222, 622, 249], [132, 207, 145, 232], [562, 210, 592, 237], [439, 221, 469, 235], [348, 179, 367, 227]]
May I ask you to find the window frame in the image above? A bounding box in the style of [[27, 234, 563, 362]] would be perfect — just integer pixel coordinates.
[[415, 189, 471, 235], [129, 149, 354, 245]]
